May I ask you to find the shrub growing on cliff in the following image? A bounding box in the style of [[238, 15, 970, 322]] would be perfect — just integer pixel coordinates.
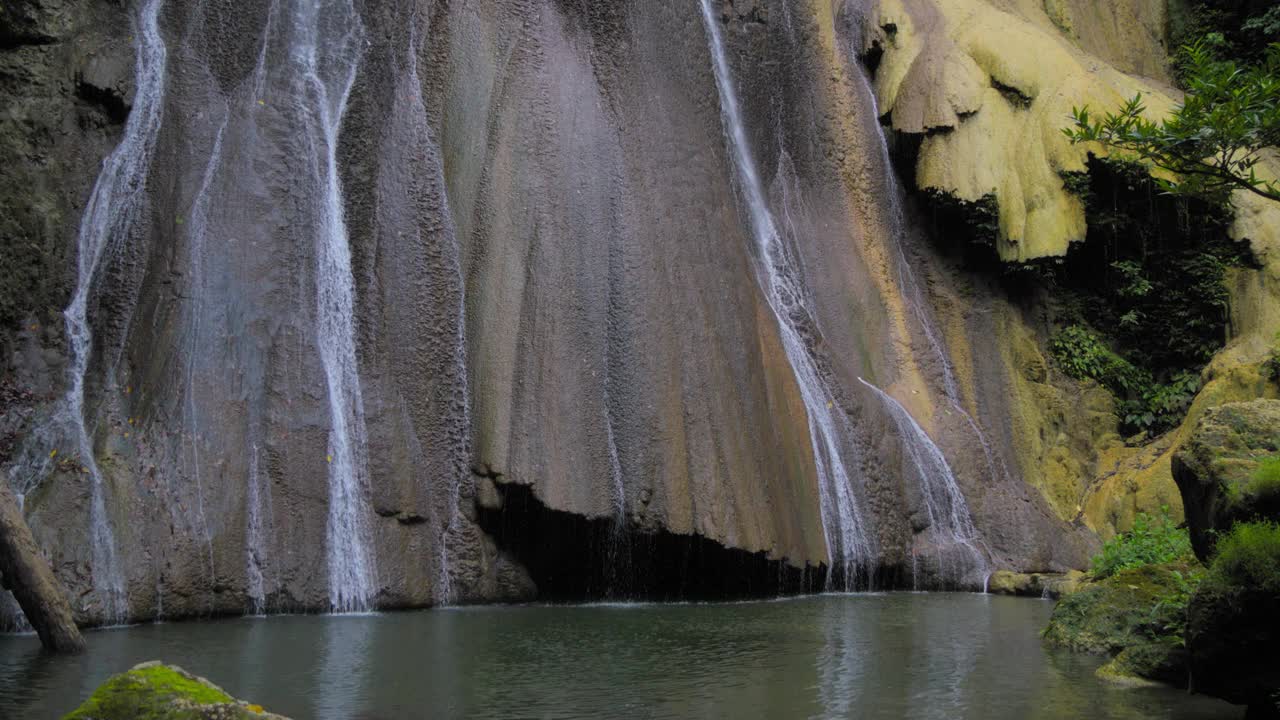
[[1091, 507, 1193, 579], [1248, 456, 1280, 500], [1267, 332, 1280, 382], [1206, 521, 1280, 593], [1066, 41, 1280, 204], [1049, 325, 1202, 435]]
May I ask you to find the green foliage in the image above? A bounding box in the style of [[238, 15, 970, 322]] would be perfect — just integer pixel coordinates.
[[1050, 325, 1141, 388], [1242, 7, 1280, 39], [922, 189, 1000, 248], [1066, 41, 1280, 204], [1146, 567, 1199, 647], [1172, 3, 1280, 71], [1111, 260, 1153, 298], [1206, 521, 1280, 594], [1050, 326, 1202, 434], [1266, 332, 1280, 382], [1059, 170, 1093, 201], [1245, 455, 1280, 500], [1091, 507, 1194, 579]]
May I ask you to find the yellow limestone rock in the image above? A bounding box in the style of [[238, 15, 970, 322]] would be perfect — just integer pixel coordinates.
[[862, 0, 1176, 260], [860, 0, 1280, 537]]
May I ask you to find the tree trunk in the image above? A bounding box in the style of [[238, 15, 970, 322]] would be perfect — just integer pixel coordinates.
[[0, 481, 85, 653]]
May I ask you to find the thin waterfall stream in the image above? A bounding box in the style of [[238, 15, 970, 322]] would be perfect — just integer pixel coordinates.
[[858, 379, 987, 587], [18, 0, 170, 624], [288, 0, 377, 612], [698, 0, 874, 588]]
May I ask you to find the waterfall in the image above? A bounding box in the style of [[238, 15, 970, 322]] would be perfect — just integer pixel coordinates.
[[841, 3, 1011, 490], [698, 0, 875, 589], [287, 0, 377, 612], [858, 379, 987, 587], [27, 0, 170, 624], [245, 442, 268, 615]]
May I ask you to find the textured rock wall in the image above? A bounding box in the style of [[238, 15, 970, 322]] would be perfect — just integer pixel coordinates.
[[858, 0, 1280, 539], [0, 0, 1106, 624]]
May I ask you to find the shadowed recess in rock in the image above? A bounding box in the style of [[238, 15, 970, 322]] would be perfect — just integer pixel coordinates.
[[474, 482, 862, 602]]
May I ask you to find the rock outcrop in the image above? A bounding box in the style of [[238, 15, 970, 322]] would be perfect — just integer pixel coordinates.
[[1170, 401, 1280, 716], [0, 0, 1113, 621], [65, 662, 287, 719], [1172, 400, 1280, 561], [1186, 522, 1280, 717], [986, 569, 1085, 599], [1042, 562, 1196, 687]]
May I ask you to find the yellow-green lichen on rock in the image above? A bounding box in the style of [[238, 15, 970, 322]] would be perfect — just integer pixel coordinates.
[[1078, 194, 1280, 539], [859, 0, 1280, 542], [64, 662, 285, 720], [861, 0, 1176, 260]]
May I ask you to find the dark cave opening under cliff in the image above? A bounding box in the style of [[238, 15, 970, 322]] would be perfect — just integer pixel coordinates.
[[475, 482, 907, 602]]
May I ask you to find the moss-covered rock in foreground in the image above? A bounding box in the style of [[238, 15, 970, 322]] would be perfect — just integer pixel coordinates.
[[64, 662, 287, 720], [1187, 522, 1280, 717], [1172, 400, 1280, 561], [1043, 562, 1198, 686]]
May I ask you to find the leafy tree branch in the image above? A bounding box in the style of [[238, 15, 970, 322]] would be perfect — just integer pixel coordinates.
[[1065, 40, 1280, 204]]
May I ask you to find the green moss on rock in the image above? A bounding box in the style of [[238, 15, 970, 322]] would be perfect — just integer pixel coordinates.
[[64, 662, 282, 720], [1043, 561, 1201, 686], [1187, 522, 1280, 714], [1172, 400, 1280, 561]]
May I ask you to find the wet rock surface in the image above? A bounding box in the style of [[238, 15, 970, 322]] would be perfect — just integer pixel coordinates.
[[0, 0, 1129, 622], [986, 569, 1086, 599]]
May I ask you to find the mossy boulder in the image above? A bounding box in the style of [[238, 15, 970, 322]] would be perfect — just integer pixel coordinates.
[[1172, 400, 1280, 561], [1043, 562, 1197, 686], [64, 662, 287, 720], [1186, 522, 1280, 717], [987, 569, 1086, 598]]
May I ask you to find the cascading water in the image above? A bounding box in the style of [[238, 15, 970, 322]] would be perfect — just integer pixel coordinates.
[[852, 52, 1009, 489], [245, 442, 269, 615], [18, 0, 170, 624], [834, 0, 992, 585], [859, 379, 986, 587], [698, 0, 875, 589], [287, 0, 377, 612]]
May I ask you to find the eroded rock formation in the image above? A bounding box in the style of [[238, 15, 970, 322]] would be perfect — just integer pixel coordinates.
[[2, 0, 1274, 623]]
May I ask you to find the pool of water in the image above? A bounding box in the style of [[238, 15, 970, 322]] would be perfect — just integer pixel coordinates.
[[0, 593, 1239, 719]]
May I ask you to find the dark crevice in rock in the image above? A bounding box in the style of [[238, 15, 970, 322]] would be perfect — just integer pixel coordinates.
[[991, 78, 1033, 108], [476, 482, 831, 602], [0, 33, 57, 51], [75, 77, 129, 125]]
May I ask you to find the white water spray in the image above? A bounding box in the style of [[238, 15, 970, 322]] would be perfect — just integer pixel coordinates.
[[41, 0, 169, 623], [286, 0, 377, 612], [859, 379, 987, 586], [699, 0, 874, 588]]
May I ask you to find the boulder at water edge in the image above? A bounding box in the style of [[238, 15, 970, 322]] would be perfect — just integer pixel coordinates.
[[1042, 562, 1196, 686], [64, 662, 288, 720]]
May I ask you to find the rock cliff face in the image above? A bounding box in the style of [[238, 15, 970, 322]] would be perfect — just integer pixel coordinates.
[[11, 0, 1260, 624]]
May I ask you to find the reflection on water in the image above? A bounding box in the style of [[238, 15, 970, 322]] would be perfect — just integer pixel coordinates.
[[0, 595, 1240, 719]]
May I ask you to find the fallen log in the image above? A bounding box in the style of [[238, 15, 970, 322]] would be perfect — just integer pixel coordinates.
[[0, 481, 85, 653]]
